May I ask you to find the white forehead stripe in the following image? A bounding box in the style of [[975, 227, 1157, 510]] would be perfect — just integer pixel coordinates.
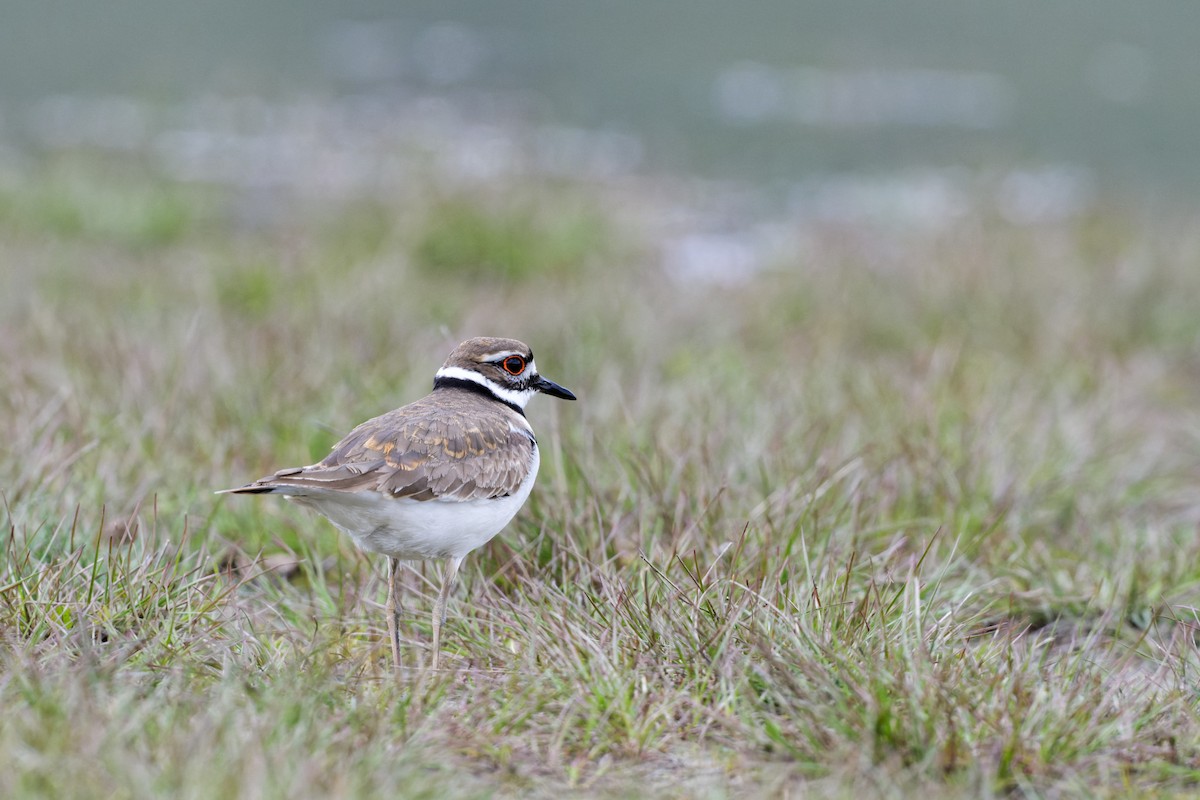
[[479, 350, 524, 362], [435, 365, 536, 409]]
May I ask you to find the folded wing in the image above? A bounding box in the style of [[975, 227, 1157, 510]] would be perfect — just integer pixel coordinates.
[[223, 396, 535, 502]]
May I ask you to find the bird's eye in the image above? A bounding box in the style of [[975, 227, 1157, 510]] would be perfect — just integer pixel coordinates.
[[502, 356, 526, 375]]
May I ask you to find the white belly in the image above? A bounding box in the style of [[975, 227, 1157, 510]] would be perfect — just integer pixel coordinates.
[[288, 446, 540, 561]]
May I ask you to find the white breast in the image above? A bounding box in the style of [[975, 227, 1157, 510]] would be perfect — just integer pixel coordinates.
[[289, 444, 541, 561]]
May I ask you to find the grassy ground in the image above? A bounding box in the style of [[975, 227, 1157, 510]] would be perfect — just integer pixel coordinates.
[[3, 151, 1200, 798]]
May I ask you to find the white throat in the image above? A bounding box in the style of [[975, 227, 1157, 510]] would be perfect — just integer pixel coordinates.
[[435, 365, 536, 410]]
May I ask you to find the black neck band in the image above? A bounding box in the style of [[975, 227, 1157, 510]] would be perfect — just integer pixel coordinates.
[[433, 376, 525, 417]]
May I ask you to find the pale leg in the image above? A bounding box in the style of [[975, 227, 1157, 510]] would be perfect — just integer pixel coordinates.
[[386, 557, 402, 670], [431, 556, 463, 670]]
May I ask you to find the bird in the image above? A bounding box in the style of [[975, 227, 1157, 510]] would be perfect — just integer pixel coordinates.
[[219, 336, 576, 669]]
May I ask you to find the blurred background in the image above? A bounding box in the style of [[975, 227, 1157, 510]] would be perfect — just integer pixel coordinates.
[[2, 1, 1196, 221], [8, 6, 1200, 794]]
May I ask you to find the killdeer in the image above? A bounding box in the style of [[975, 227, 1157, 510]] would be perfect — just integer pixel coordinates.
[[219, 337, 576, 669]]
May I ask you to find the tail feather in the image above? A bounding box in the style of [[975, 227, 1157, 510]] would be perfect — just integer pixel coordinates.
[[215, 485, 285, 495], [218, 464, 364, 497]]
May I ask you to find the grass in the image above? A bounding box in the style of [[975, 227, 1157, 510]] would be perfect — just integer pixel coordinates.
[[3, 149, 1200, 798]]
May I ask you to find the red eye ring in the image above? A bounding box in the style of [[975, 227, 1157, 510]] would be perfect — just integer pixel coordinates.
[[502, 356, 526, 375]]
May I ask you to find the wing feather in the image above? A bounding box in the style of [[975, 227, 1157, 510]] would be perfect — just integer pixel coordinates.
[[229, 392, 534, 502]]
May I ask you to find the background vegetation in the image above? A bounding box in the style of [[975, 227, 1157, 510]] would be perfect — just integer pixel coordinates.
[[3, 151, 1200, 798]]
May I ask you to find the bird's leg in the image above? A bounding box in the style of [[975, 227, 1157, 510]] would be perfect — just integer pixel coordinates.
[[386, 557, 402, 671], [430, 556, 463, 670]]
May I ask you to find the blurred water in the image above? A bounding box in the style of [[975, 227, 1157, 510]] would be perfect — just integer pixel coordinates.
[[1, 1, 1196, 198]]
